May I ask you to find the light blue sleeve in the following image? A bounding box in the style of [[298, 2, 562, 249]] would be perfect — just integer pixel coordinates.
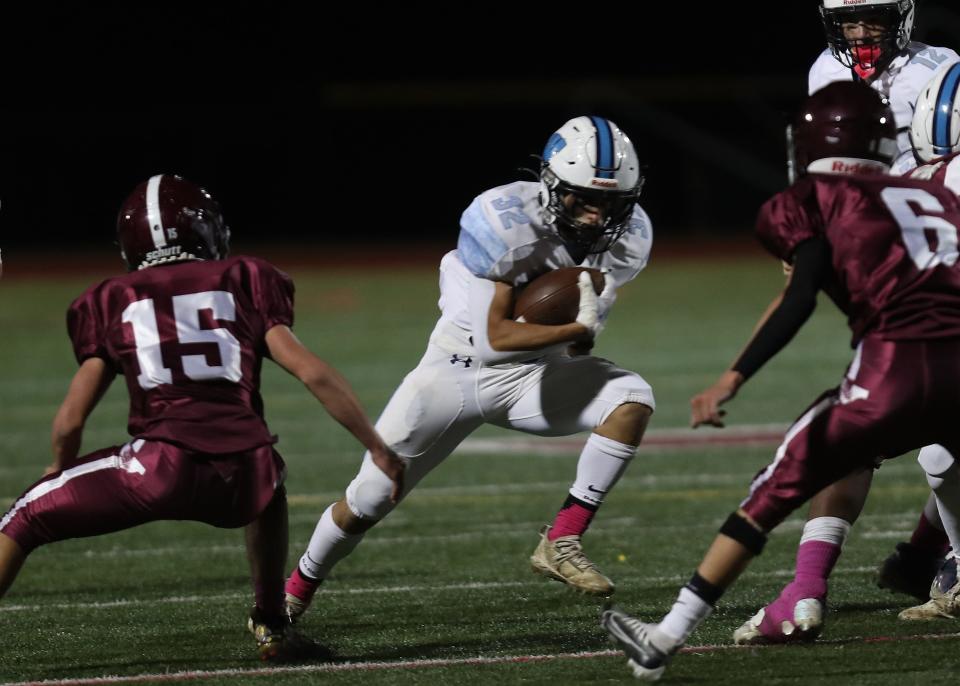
[[457, 196, 510, 278], [604, 206, 653, 287]]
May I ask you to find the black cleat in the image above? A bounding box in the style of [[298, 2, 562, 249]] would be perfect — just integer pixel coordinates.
[[876, 542, 945, 601], [247, 606, 333, 662]]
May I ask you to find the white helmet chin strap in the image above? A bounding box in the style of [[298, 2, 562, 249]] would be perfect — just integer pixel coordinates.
[[806, 157, 891, 175]]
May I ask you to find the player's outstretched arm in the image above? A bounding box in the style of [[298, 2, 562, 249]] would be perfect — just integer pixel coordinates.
[[49, 357, 114, 474], [265, 325, 405, 502], [689, 290, 785, 428], [690, 370, 746, 429], [690, 238, 829, 429]]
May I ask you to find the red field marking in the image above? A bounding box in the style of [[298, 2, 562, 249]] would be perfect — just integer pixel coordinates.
[[6, 631, 959, 686]]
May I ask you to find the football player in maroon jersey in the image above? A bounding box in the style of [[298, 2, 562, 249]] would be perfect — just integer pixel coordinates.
[[749, 3, 960, 631], [0, 174, 405, 662], [742, 3, 960, 636], [602, 82, 960, 681], [729, 62, 960, 646]]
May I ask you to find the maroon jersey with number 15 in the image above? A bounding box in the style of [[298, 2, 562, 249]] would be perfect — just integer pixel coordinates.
[[756, 173, 960, 346], [67, 255, 294, 454]]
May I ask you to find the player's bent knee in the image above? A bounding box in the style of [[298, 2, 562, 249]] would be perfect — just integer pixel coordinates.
[[924, 462, 959, 492], [611, 401, 652, 423], [0, 531, 26, 560], [599, 401, 653, 446], [329, 498, 374, 534], [0, 532, 27, 598], [918, 444, 955, 478], [345, 475, 396, 522], [719, 511, 768, 555], [258, 485, 287, 518]]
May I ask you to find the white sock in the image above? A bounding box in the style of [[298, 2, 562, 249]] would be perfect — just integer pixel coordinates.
[[924, 491, 945, 531], [799, 516, 851, 546], [658, 587, 713, 645], [298, 504, 365, 580], [927, 465, 960, 553], [570, 433, 636, 506]]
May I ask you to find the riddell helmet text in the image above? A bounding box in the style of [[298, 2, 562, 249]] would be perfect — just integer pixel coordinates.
[[832, 160, 885, 174]]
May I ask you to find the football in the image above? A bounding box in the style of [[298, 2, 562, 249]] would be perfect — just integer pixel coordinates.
[[513, 267, 604, 325]]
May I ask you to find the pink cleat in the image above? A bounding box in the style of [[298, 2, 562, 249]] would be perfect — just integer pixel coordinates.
[[733, 581, 825, 644], [284, 567, 322, 622]]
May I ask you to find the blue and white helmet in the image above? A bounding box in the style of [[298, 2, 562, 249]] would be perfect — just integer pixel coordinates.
[[538, 115, 644, 253], [911, 61, 960, 163]]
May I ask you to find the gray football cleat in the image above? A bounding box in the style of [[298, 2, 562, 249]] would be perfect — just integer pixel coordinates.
[[601, 605, 676, 682]]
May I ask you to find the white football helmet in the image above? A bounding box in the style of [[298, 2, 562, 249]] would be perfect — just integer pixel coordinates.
[[538, 115, 644, 253], [820, 0, 914, 70], [911, 61, 960, 163]]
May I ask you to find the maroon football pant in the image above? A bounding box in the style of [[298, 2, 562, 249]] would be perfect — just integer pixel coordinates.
[[742, 336, 960, 531], [0, 439, 285, 553]]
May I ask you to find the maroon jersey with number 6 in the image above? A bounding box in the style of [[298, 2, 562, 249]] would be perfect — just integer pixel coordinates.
[[756, 173, 960, 345], [740, 172, 960, 529], [67, 256, 294, 454]]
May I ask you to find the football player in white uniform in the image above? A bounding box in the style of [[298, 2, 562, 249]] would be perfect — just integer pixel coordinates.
[[284, 116, 656, 619], [908, 61, 960, 191], [893, 61, 960, 622], [732, 60, 960, 646], [810, 0, 958, 174]]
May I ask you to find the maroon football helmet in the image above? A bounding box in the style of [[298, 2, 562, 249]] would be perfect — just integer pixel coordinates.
[[791, 81, 898, 177], [116, 174, 230, 271]]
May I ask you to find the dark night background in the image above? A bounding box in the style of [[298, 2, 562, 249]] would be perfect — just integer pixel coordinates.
[[3, 2, 960, 259]]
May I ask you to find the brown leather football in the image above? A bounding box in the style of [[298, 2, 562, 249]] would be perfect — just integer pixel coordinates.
[[513, 267, 604, 325]]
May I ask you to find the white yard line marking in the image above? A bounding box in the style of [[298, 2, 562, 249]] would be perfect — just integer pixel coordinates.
[[21, 507, 926, 563], [0, 565, 883, 614], [458, 423, 789, 455], [4, 631, 960, 686], [20, 509, 928, 562]]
